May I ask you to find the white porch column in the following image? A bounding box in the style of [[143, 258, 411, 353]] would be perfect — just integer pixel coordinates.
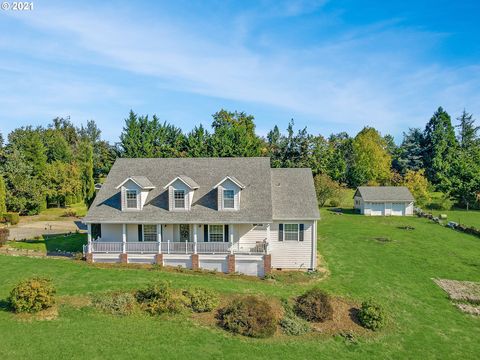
[[229, 224, 234, 254], [193, 224, 198, 254], [157, 224, 162, 254], [266, 223, 271, 254], [122, 223, 127, 254], [87, 223, 92, 253]]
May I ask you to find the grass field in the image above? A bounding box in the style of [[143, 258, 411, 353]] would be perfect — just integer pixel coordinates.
[[0, 210, 479, 359], [22, 202, 88, 222], [6, 233, 87, 253]]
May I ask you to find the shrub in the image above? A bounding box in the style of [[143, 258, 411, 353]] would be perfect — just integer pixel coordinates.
[[0, 227, 9, 247], [92, 292, 137, 316], [183, 287, 219, 313], [4, 212, 19, 225], [329, 199, 340, 207], [279, 298, 310, 335], [8, 277, 56, 313], [358, 300, 386, 331], [62, 210, 77, 217], [136, 281, 188, 315], [294, 288, 333, 322], [217, 296, 277, 338]]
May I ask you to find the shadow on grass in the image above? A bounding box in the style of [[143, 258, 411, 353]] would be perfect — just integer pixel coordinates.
[[0, 299, 11, 313], [325, 208, 359, 215], [348, 307, 362, 326]]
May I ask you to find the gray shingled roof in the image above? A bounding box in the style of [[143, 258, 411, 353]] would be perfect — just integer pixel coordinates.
[[164, 175, 199, 189], [271, 168, 320, 220], [355, 186, 414, 202], [84, 157, 320, 224], [117, 176, 155, 189]]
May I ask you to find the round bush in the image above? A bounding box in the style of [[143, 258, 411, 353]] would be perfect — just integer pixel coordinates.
[[136, 281, 189, 315], [92, 292, 137, 316], [8, 277, 56, 313], [217, 296, 277, 338], [294, 288, 333, 322], [358, 300, 386, 331], [183, 287, 219, 313]]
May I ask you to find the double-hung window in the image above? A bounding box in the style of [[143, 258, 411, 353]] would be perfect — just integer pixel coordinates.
[[143, 225, 157, 242], [284, 223, 299, 241], [174, 190, 185, 209], [126, 190, 138, 209], [209, 225, 224, 242], [223, 189, 235, 209]]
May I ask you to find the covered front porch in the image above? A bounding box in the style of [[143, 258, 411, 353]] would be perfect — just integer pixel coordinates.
[[83, 222, 271, 276]]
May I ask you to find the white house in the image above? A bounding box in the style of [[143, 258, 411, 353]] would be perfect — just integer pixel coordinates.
[[83, 157, 320, 277], [353, 186, 414, 216]]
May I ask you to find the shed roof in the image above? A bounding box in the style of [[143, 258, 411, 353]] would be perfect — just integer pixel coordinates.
[[354, 186, 414, 202]]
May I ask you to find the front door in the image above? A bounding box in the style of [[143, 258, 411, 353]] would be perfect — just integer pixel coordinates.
[[179, 224, 190, 242]]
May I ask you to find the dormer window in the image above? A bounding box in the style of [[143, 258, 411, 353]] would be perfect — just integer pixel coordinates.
[[174, 189, 186, 209], [223, 189, 235, 209], [126, 190, 138, 209]]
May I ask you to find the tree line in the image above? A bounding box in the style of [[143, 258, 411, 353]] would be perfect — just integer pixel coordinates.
[[0, 106, 479, 215]]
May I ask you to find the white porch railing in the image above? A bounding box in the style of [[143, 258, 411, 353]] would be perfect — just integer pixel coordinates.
[[87, 241, 267, 255], [91, 242, 123, 253]]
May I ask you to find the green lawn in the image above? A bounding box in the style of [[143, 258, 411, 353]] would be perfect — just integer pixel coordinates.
[[0, 210, 479, 359], [23, 202, 88, 222], [6, 233, 87, 253]]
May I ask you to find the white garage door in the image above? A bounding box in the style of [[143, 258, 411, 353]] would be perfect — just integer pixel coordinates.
[[391, 202, 405, 216], [370, 203, 385, 216]]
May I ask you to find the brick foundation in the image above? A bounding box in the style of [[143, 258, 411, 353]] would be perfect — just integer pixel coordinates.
[[227, 254, 235, 273], [120, 253, 128, 263], [263, 254, 272, 275], [191, 254, 199, 270], [154, 253, 163, 265], [85, 253, 93, 263]]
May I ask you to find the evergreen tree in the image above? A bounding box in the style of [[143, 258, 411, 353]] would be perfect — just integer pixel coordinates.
[[396, 128, 424, 174], [43, 128, 73, 162], [76, 140, 95, 206], [422, 107, 458, 190], [456, 110, 479, 149], [8, 126, 47, 176], [0, 174, 6, 214], [186, 124, 211, 157], [326, 132, 351, 184]]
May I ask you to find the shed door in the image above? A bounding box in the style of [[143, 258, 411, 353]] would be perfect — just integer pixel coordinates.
[[370, 203, 384, 216], [391, 202, 405, 216]]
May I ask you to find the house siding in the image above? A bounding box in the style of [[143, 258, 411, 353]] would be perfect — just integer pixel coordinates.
[[269, 220, 315, 269]]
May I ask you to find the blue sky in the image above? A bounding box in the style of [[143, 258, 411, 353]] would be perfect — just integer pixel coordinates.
[[0, 0, 479, 143]]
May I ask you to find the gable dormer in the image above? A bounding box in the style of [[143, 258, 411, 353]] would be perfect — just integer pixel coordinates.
[[116, 176, 155, 211], [213, 176, 245, 211], [164, 175, 199, 211]]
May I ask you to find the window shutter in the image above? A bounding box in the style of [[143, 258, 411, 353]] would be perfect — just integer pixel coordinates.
[[138, 225, 143, 242], [204, 224, 208, 242], [299, 224, 304, 241], [279, 224, 283, 241], [224, 225, 229, 242]]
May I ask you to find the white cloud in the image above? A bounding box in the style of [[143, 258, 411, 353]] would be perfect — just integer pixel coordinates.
[[1, 1, 479, 140]]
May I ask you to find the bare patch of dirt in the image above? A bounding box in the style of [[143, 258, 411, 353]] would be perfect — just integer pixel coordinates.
[[14, 306, 58, 322], [58, 295, 91, 308], [434, 279, 480, 303], [434, 278, 480, 316], [310, 297, 367, 335]]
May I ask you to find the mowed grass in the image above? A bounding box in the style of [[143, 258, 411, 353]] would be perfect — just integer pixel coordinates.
[[0, 210, 479, 359], [6, 233, 87, 253], [22, 202, 88, 222], [428, 209, 480, 228]]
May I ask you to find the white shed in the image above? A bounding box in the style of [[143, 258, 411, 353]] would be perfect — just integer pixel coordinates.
[[354, 186, 415, 216]]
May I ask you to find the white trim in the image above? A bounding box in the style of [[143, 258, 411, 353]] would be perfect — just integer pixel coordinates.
[[212, 176, 245, 189], [125, 189, 139, 209], [116, 177, 155, 190], [173, 189, 186, 209], [208, 224, 225, 242], [163, 176, 199, 190], [283, 223, 300, 241]]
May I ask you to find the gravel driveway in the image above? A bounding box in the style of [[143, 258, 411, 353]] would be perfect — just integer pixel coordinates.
[[7, 220, 86, 240]]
